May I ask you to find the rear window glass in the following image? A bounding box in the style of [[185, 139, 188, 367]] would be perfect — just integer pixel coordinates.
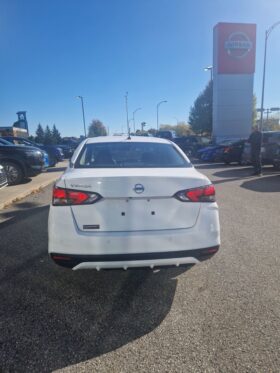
[[75, 142, 191, 168]]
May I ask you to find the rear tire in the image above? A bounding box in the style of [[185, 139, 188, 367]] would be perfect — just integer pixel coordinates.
[[2, 161, 24, 185]]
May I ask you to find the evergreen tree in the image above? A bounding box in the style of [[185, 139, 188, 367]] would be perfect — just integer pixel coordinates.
[[44, 125, 54, 144], [35, 123, 45, 144], [51, 124, 62, 144]]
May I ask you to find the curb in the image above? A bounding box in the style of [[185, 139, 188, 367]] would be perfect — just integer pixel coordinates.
[[0, 177, 57, 211]]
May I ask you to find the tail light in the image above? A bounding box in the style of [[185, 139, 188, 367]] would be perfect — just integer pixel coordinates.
[[52, 186, 101, 206], [223, 146, 231, 153], [175, 184, 216, 203]]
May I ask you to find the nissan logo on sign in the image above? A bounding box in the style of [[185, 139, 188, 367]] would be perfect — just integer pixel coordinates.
[[224, 32, 253, 59]]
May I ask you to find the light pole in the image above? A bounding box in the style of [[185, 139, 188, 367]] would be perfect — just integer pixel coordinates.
[[77, 96, 87, 137], [125, 92, 130, 134], [260, 21, 280, 132], [204, 66, 213, 81], [132, 107, 142, 133], [156, 100, 167, 131]]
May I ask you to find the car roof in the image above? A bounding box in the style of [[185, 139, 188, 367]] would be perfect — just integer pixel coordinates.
[[85, 136, 171, 145]]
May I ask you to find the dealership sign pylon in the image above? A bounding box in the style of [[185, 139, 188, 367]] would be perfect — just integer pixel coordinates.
[[212, 23, 256, 142]]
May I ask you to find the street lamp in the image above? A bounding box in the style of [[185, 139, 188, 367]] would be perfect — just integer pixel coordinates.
[[260, 21, 280, 132], [204, 66, 213, 81], [132, 107, 142, 133], [156, 100, 167, 131], [125, 92, 130, 135], [77, 96, 87, 137], [128, 118, 134, 133]]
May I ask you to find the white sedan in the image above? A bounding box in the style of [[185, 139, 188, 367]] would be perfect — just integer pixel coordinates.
[[48, 136, 220, 270]]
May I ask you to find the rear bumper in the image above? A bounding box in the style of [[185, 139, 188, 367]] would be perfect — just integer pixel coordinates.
[[48, 202, 220, 270], [50, 246, 219, 270]]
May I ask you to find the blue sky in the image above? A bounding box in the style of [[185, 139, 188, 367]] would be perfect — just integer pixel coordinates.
[[0, 0, 280, 136]]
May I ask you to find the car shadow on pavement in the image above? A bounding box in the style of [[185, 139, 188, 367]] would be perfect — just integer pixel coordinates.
[[192, 162, 226, 170], [213, 166, 278, 179], [241, 174, 280, 193], [0, 204, 190, 373], [212, 167, 253, 179]]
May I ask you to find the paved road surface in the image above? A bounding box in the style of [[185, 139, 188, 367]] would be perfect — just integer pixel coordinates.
[[0, 163, 279, 373]]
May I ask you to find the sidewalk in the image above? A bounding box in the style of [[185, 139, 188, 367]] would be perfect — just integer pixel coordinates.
[[0, 161, 68, 210]]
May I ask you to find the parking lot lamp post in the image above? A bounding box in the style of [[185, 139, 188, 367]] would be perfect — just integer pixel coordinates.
[[156, 100, 167, 131], [125, 92, 130, 135], [77, 96, 87, 137]]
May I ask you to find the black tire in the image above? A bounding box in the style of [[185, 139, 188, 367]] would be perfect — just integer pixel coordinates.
[[2, 161, 24, 185]]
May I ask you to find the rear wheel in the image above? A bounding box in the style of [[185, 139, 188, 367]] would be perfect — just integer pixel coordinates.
[[2, 161, 24, 185]]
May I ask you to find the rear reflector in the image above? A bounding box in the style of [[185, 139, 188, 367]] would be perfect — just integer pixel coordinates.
[[52, 186, 101, 206], [52, 255, 71, 261], [206, 247, 219, 254], [175, 184, 216, 203]]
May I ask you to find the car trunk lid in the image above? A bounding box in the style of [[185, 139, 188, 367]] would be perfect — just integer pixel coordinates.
[[62, 168, 209, 232]]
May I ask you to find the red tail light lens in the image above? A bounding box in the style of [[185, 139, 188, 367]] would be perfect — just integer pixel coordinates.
[[175, 184, 216, 202], [52, 186, 101, 206]]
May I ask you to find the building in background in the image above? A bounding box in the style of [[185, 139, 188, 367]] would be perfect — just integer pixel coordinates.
[[212, 23, 257, 142], [0, 111, 29, 138]]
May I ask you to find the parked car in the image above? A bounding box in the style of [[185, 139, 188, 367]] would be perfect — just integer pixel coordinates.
[[273, 145, 280, 170], [2, 136, 58, 167], [197, 145, 223, 162], [44, 145, 64, 163], [0, 164, 8, 189], [61, 138, 80, 149], [222, 140, 246, 165], [0, 138, 44, 185], [197, 140, 235, 162], [174, 136, 211, 157], [57, 144, 74, 159], [242, 131, 280, 166], [49, 136, 220, 270], [1, 137, 49, 169], [156, 130, 177, 140]]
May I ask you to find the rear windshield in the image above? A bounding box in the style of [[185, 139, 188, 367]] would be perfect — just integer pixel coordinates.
[[75, 142, 191, 168]]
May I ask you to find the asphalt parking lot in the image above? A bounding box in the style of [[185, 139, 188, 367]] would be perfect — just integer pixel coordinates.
[[0, 163, 279, 373]]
